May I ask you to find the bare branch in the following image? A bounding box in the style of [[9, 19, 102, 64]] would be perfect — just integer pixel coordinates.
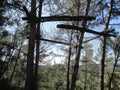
[[57, 24, 116, 37], [22, 15, 96, 22]]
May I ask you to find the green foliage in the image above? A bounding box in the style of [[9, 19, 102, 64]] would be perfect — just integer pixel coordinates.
[[38, 64, 66, 90]]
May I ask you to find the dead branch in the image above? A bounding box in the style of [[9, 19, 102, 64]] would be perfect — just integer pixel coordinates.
[[40, 38, 69, 45], [57, 24, 116, 37], [22, 16, 96, 22]]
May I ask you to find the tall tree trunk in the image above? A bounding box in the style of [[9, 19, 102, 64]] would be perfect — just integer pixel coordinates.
[[70, 1, 91, 90], [25, 0, 36, 90], [34, 0, 43, 90], [67, 46, 71, 90], [67, 31, 72, 90], [108, 52, 119, 90], [100, 0, 113, 90], [100, 36, 106, 90], [9, 41, 23, 84]]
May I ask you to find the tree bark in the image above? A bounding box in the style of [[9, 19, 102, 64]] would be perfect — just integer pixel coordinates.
[[108, 51, 119, 90], [25, 0, 36, 90], [100, 36, 106, 90], [9, 41, 23, 84], [67, 31, 73, 90], [70, 1, 91, 90], [34, 0, 43, 90], [100, 0, 113, 90]]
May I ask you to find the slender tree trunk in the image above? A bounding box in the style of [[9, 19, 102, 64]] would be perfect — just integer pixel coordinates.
[[70, 1, 91, 90], [100, 0, 113, 90], [67, 31, 72, 90], [34, 0, 43, 90], [70, 33, 84, 90], [9, 41, 23, 84], [0, 31, 18, 79], [108, 51, 120, 90], [67, 46, 71, 90], [107, 1, 116, 89], [67, 1, 80, 87], [25, 0, 36, 90], [100, 36, 106, 90]]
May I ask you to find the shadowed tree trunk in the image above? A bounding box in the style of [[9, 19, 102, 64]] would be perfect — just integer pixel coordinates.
[[34, 0, 43, 90], [9, 41, 23, 84], [100, 0, 113, 90], [108, 50, 120, 90], [108, 39, 120, 90], [67, 30, 73, 90], [25, 0, 36, 90], [100, 36, 106, 90], [70, 0, 91, 90]]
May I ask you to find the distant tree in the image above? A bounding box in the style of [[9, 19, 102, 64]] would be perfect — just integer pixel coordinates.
[[38, 64, 66, 90], [105, 37, 120, 90]]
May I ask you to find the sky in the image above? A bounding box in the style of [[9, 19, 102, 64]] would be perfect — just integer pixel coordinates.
[[41, 17, 120, 65], [4, 0, 120, 65]]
